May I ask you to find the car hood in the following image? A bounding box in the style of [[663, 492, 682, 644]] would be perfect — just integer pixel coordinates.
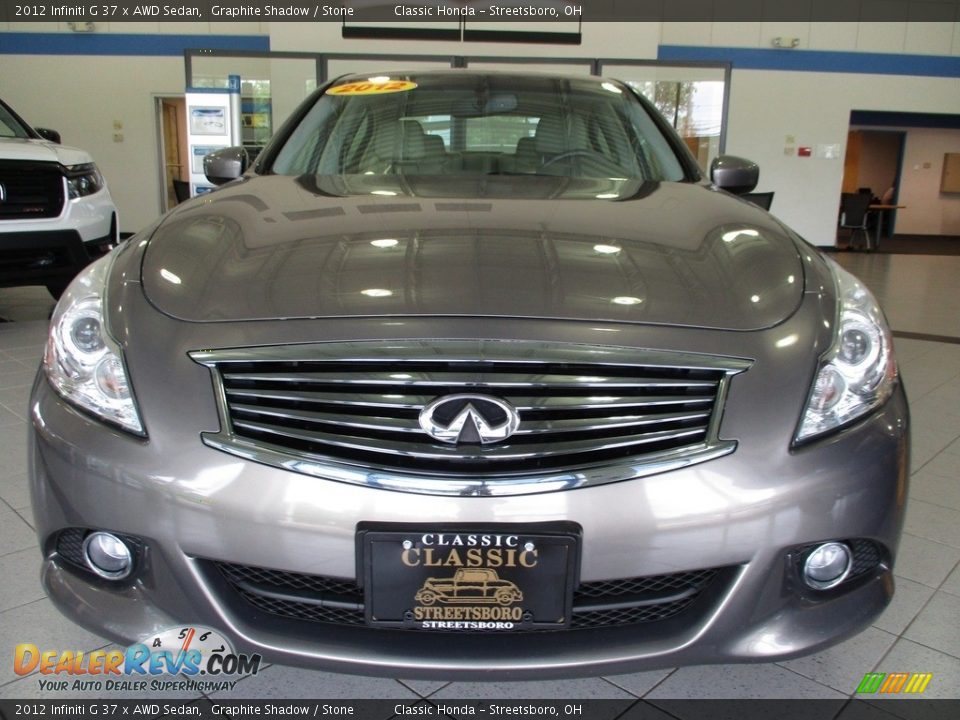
[[141, 175, 804, 331], [0, 136, 92, 166]]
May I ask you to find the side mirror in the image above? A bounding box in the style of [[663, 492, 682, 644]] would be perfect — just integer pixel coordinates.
[[35, 127, 61, 144], [710, 155, 759, 195], [204, 146, 249, 186]]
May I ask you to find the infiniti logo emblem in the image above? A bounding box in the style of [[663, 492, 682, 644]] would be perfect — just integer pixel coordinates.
[[419, 394, 521, 445]]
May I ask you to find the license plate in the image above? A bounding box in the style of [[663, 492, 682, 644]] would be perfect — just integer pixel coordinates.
[[359, 526, 579, 631]]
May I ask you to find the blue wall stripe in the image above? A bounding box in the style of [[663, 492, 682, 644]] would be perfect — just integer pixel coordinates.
[[0, 32, 269, 56], [658, 45, 960, 79]]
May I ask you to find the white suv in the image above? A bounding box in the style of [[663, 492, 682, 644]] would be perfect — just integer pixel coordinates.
[[0, 97, 118, 298]]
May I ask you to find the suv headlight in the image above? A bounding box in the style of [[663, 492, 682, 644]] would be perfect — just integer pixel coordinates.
[[43, 254, 144, 435], [65, 163, 105, 199], [796, 260, 897, 442]]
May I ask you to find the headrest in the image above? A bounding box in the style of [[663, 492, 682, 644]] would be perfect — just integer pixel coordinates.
[[423, 133, 445, 156], [515, 136, 537, 156], [534, 116, 567, 155], [398, 120, 430, 159]]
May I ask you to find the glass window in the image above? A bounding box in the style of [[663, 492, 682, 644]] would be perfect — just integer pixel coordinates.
[[271, 73, 688, 182], [627, 79, 723, 173], [464, 115, 538, 151], [601, 63, 727, 174], [0, 103, 30, 139]]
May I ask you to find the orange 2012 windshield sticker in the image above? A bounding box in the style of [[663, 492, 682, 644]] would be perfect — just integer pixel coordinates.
[[327, 80, 418, 96]]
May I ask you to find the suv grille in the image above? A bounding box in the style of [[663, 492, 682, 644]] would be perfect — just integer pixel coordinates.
[[0, 161, 65, 220], [193, 341, 747, 492], [212, 561, 732, 632]]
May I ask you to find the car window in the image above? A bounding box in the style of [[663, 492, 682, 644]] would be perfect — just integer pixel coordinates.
[[462, 114, 537, 151], [271, 74, 687, 182], [0, 103, 30, 139]]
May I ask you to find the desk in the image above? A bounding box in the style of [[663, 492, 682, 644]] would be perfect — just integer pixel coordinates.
[[868, 204, 906, 250]]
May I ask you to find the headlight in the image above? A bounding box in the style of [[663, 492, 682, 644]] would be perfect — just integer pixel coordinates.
[[65, 163, 105, 199], [796, 260, 896, 442], [43, 254, 144, 435]]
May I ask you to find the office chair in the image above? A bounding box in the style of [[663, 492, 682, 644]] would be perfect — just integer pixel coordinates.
[[743, 192, 774, 210], [839, 192, 873, 250], [172, 179, 191, 204]]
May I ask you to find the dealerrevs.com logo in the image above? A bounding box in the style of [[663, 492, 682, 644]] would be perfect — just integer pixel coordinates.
[[14, 626, 261, 693]]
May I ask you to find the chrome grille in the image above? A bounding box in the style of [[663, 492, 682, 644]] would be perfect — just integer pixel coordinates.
[[0, 161, 65, 220], [193, 341, 748, 495]]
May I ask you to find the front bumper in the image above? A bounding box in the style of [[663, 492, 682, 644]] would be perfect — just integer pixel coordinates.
[[0, 188, 117, 289], [29, 368, 909, 680], [0, 230, 93, 289], [1, 186, 116, 244]]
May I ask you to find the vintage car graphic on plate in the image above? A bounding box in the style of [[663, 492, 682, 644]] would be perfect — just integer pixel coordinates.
[[415, 568, 524, 606]]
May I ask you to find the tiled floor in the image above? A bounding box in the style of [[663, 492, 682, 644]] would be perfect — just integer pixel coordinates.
[[1, 251, 959, 709]]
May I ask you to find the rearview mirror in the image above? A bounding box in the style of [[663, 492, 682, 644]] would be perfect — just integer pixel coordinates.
[[452, 93, 519, 117], [35, 127, 61, 144], [204, 146, 249, 186], [710, 155, 759, 195]]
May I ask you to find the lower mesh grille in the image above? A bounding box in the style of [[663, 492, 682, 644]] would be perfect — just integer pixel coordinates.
[[213, 561, 728, 632], [55, 528, 88, 568], [218, 563, 365, 626], [848, 539, 884, 578]]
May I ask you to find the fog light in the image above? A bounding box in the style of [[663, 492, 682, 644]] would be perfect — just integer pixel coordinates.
[[82, 532, 133, 580], [803, 541, 852, 590]]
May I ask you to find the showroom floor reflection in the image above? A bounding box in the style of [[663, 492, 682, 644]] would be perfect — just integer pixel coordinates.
[[1, 250, 959, 709]]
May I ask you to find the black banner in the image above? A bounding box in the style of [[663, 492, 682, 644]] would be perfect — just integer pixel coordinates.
[[2, 0, 960, 23], [1, 699, 960, 720]]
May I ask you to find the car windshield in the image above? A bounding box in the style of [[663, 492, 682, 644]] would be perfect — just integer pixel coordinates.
[[270, 73, 688, 182], [0, 101, 31, 139]]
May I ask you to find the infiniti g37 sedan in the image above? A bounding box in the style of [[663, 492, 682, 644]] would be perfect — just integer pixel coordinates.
[[30, 71, 908, 679]]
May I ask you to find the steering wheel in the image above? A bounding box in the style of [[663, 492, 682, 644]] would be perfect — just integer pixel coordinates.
[[539, 149, 604, 170]]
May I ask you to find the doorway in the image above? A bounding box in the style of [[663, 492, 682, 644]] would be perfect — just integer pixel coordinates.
[[155, 96, 188, 213], [842, 130, 904, 200], [840, 129, 905, 247]]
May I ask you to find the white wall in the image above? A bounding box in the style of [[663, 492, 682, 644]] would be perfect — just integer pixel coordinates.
[[846, 127, 960, 236], [856, 131, 901, 197], [661, 21, 960, 56], [0, 22, 268, 232], [724, 71, 960, 244], [659, 21, 960, 243], [0, 54, 186, 232], [898, 128, 960, 235]]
